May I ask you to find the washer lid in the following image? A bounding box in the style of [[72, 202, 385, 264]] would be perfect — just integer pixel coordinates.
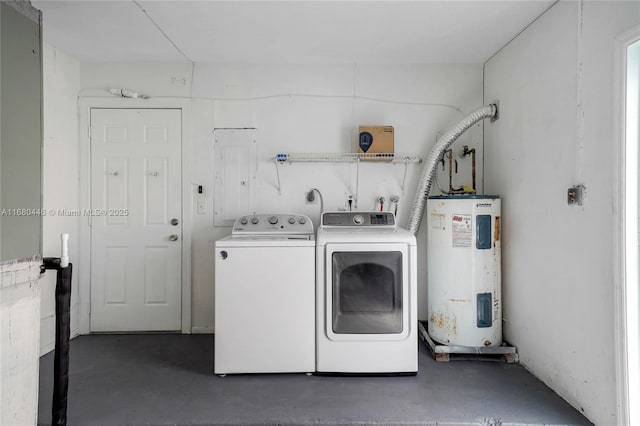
[[216, 234, 315, 247]]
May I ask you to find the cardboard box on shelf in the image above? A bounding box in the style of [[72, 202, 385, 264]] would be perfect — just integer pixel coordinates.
[[358, 126, 394, 161]]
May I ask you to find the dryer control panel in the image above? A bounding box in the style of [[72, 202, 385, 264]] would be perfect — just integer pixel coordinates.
[[321, 212, 396, 228], [232, 213, 314, 235]]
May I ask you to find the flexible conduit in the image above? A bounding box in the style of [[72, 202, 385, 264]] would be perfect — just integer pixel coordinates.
[[406, 104, 498, 236]]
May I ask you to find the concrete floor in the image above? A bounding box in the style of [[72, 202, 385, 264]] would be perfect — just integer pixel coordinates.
[[38, 334, 591, 425]]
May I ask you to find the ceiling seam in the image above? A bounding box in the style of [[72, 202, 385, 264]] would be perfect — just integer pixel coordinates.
[[132, 0, 193, 63], [483, 0, 559, 66]]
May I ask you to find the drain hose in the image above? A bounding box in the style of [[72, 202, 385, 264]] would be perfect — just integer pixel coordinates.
[[406, 104, 497, 236]]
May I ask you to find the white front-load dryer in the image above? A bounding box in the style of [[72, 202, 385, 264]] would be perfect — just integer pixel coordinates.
[[316, 212, 417, 374]]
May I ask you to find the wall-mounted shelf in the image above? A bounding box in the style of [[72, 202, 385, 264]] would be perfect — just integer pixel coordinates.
[[272, 152, 422, 196], [274, 152, 422, 164]]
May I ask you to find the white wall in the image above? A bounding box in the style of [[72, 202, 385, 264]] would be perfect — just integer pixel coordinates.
[[190, 98, 217, 333], [80, 62, 192, 99], [41, 43, 81, 354], [79, 61, 483, 330], [1, 260, 42, 426], [484, 1, 640, 424], [195, 63, 484, 328]]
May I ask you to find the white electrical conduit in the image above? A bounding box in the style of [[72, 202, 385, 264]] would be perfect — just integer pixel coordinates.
[[406, 104, 497, 236], [108, 88, 150, 99]]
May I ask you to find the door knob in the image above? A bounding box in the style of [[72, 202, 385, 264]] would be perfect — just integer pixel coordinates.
[[169, 234, 179, 241], [170, 218, 179, 226]]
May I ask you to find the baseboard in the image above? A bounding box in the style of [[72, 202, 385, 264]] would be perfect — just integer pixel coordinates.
[[40, 315, 55, 356], [191, 326, 214, 334], [40, 340, 55, 356], [40, 303, 82, 356]]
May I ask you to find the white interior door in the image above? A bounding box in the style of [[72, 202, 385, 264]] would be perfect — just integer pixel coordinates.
[[90, 109, 182, 332], [625, 37, 640, 426]]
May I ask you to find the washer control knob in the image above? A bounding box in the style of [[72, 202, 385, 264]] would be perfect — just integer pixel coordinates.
[[268, 216, 279, 225], [251, 217, 259, 225], [298, 217, 307, 225], [353, 215, 364, 225], [240, 217, 248, 225], [288, 217, 296, 224]]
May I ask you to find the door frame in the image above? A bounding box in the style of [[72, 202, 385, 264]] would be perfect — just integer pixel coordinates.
[[78, 98, 193, 334], [613, 25, 640, 426]]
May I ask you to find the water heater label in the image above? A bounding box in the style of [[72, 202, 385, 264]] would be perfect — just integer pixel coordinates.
[[452, 214, 472, 248], [431, 213, 445, 230]]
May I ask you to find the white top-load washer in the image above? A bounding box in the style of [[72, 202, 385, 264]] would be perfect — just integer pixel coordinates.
[[214, 213, 315, 375], [316, 212, 417, 374]]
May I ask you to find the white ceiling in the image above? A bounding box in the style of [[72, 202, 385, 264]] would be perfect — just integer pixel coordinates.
[[32, 1, 555, 64]]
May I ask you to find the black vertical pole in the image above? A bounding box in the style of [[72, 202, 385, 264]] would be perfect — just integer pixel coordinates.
[[52, 263, 72, 425], [43, 258, 72, 426]]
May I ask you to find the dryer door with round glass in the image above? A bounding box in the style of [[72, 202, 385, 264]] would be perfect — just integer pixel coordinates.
[[325, 243, 410, 341]]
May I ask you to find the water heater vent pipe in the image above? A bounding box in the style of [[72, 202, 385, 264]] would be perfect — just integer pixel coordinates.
[[406, 104, 497, 236]]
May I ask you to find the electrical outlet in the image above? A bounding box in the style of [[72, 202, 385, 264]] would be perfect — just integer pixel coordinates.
[[305, 190, 317, 204], [197, 198, 207, 214], [345, 193, 354, 211], [567, 184, 585, 206]]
